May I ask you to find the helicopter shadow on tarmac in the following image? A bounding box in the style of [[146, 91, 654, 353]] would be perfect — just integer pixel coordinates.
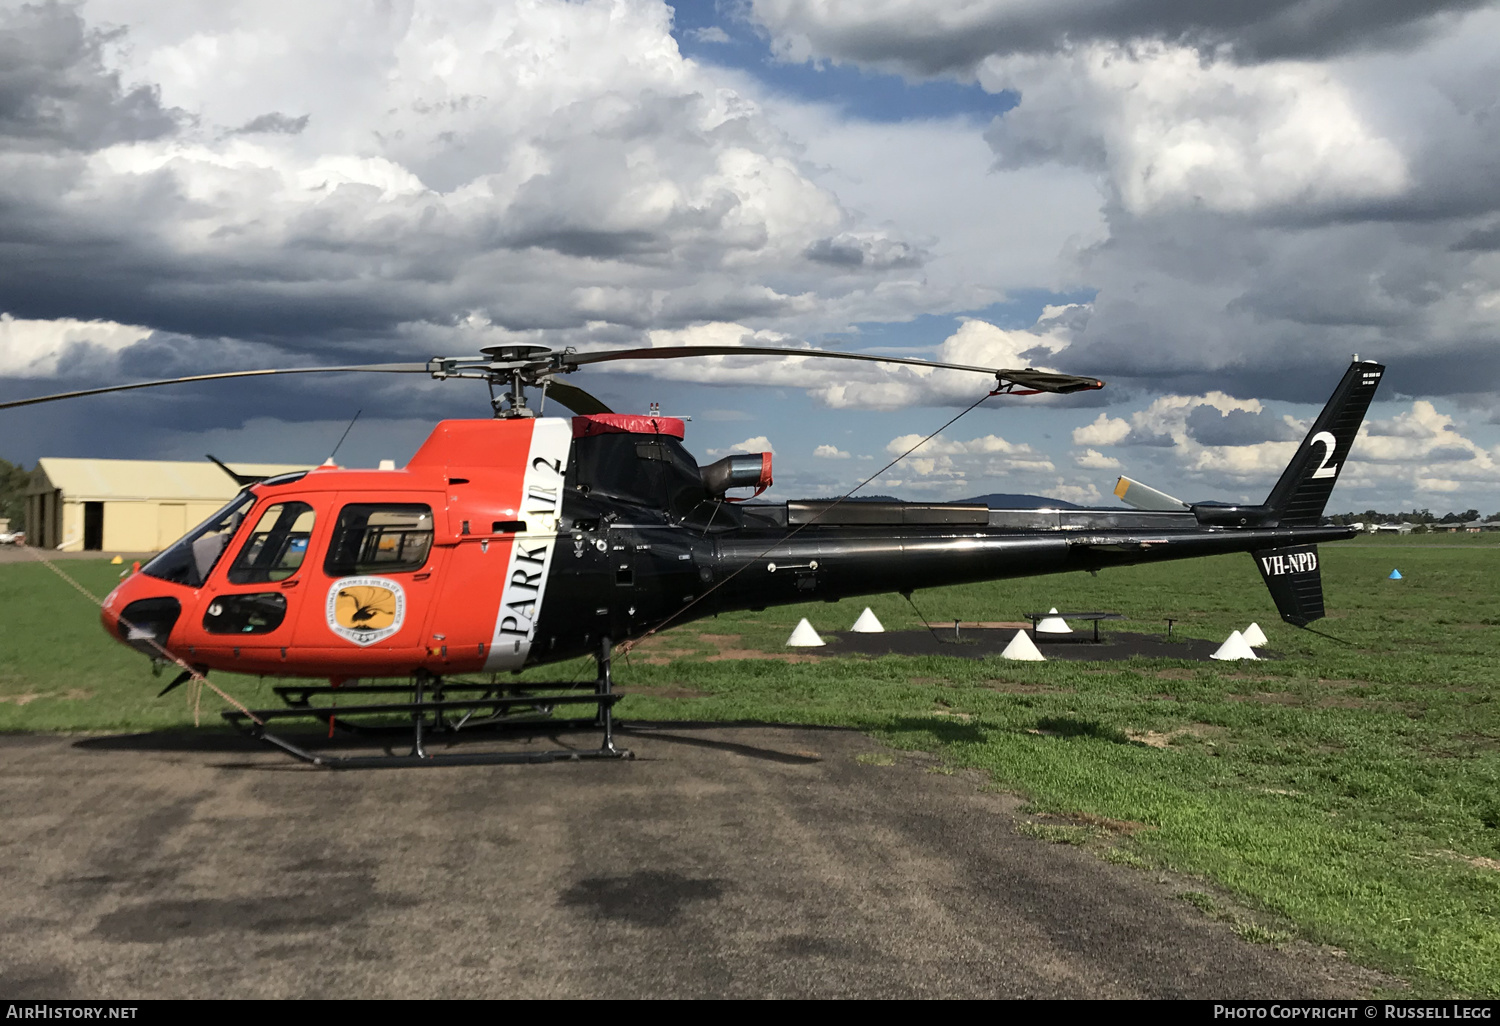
[[71, 719, 845, 768]]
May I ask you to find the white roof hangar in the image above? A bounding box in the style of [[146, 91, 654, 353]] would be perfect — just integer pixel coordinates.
[[26, 458, 309, 552]]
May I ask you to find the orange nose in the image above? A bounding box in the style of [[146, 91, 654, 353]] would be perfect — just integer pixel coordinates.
[[101, 572, 184, 657]]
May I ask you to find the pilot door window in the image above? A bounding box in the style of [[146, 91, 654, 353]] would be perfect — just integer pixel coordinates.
[[324, 504, 434, 576], [226, 502, 317, 584]]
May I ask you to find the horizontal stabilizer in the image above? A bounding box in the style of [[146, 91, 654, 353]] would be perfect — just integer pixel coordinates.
[[1113, 476, 1189, 512], [1253, 544, 1325, 626]]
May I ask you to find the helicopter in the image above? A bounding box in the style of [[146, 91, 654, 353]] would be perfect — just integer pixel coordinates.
[[1, 345, 1383, 767]]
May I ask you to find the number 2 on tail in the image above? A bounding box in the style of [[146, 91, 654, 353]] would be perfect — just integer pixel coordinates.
[[1309, 431, 1339, 480]]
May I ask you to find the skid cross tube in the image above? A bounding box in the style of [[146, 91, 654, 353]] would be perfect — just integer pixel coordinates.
[[223, 647, 634, 768], [1023, 611, 1125, 644]]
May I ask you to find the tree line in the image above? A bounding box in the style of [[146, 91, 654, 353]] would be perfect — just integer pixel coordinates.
[[0, 458, 27, 527], [1327, 509, 1500, 526]]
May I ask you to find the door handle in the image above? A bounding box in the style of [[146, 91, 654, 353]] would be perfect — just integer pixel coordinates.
[[281, 579, 300, 589], [413, 572, 432, 581]]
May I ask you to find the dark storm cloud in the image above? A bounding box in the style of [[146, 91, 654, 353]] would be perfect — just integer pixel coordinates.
[[1184, 405, 1298, 446], [750, 0, 1491, 75], [1017, 194, 1500, 405], [0, 1, 179, 150], [0, 2, 934, 369], [1451, 223, 1500, 251]]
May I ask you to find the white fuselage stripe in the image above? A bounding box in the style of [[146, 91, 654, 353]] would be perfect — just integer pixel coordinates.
[[483, 419, 572, 671]]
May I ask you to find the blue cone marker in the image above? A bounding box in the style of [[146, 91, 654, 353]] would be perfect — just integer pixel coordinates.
[[1389, 569, 1403, 580]]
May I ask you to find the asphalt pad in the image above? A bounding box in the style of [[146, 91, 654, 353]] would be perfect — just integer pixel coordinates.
[[0, 724, 1380, 999]]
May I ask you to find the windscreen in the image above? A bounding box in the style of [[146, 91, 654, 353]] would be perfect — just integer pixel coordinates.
[[139, 491, 257, 587]]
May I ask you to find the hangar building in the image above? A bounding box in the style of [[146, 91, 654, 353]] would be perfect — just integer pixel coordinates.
[[26, 458, 309, 552]]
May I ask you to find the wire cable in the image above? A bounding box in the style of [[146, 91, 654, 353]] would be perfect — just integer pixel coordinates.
[[621, 387, 1005, 653], [18, 547, 263, 726]]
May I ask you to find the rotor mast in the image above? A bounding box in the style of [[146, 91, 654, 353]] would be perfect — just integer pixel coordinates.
[[426, 344, 561, 418]]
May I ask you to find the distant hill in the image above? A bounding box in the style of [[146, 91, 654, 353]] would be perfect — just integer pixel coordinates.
[[960, 492, 1084, 509]]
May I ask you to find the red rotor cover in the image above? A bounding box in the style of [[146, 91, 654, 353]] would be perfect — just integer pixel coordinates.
[[571, 414, 686, 439]]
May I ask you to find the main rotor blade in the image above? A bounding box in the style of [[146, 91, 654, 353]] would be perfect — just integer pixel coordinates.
[[0, 363, 429, 411], [558, 345, 1105, 394], [542, 381, 613, 415]]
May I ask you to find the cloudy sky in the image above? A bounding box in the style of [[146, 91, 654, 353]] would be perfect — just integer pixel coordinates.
[[2, 0, 1498, 512]]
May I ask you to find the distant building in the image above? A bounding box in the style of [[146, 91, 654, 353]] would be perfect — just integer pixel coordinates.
[[26, 458, 309, 552]]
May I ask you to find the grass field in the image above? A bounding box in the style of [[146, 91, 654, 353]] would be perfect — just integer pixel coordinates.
[[2, 535, 1497, 996]]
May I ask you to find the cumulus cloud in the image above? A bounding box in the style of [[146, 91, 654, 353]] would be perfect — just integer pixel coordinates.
[[1109, 399, 1292, 455], [1074, 448, 1120, 469], [1184, 405, 1301, 446], [880, 429, 1057, 492], [1355, 402, 1496, 470], [1068, 388, 1500, 501], [745, 2, 1500, 416], [813, 443, 849, 458], [1072, 412, 1130, 447], [981, 43, 1408, 216], [706, 435, 774, 456], [0, 313, 151, 378], [687, 25, 730, 44], [1049, 479, 1104, 505], [593, 304, 1092, 411]]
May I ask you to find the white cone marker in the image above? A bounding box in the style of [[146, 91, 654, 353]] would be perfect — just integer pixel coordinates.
[[850, 607, 884, 633], [1242, 622, 1268, 648], [1001, 630, 1046, 661], [1210, 630, 1259, 661], [785, 618, 826, 647], [1036, 606, 1072, 634]]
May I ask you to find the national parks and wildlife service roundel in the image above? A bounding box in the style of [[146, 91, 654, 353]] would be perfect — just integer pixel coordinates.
[[326, 576, 406, 646]]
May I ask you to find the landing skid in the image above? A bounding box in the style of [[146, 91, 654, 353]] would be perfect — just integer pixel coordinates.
[[222, 638, 634, 768]]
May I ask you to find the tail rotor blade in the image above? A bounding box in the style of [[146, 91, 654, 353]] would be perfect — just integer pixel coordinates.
[[1112, 476, 1189, 511]]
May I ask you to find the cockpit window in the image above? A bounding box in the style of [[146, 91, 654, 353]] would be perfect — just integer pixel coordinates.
[[323, 504, 433, 576], [228, 502, 317, 584], [139, 491, 256, 587]]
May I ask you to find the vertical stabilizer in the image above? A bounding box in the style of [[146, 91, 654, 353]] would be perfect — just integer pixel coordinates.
[[1253, 544, 1325, 626], [1264, 361, 1384, 525]]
